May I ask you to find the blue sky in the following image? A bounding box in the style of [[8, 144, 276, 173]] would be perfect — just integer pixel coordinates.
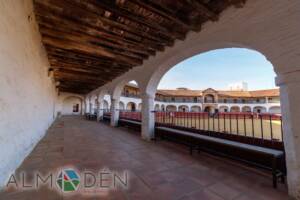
[[157, 48, 277, 90]]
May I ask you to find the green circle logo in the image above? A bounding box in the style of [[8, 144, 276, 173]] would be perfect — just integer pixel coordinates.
[[56, 169, 80, 192]]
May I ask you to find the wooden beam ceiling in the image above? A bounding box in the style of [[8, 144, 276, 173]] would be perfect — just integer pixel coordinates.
[[33, 0, 247, 94]]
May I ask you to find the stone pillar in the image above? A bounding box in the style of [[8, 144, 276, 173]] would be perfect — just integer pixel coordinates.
[[141, 93, 155, 140], [276, 73, 300, 198], [97, 100, 104, 121], [265, 96, 269, 104], [88, 97, 92, 114], [85, 98, 89, 114], [110, 98, 119, 127]]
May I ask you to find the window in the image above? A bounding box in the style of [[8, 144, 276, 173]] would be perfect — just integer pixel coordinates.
[[224, 99, 227, 103], [256, 98, 260, 103], [193, 97, 197, 102], [171, 97, 175, 102], [205, 95, 214, 103], [233, 99, 237, 103], [242, 99, 246, 103], [73, 104, 79, 112]]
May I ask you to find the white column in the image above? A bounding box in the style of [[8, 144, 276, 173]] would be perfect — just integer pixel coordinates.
[[276, 73, 300, 198], [97, 100, 104, 121], [85, 98, 89, 114], [88, 97, 92, 114], [141, 93, 155, 140], [110, 98, 119, 127]]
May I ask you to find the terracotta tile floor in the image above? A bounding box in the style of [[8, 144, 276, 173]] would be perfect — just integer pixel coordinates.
[[0, 116, 289, 200]]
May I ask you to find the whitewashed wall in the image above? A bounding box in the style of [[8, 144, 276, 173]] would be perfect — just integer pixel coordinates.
[[0, 1, 57, 188], [55, 92, 85, 116]]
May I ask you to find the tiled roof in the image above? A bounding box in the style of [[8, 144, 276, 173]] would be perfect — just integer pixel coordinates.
[[249, 89, 280, 97], [157, 89, 202, 97], [156, 88, 279, 97], [124, 84, 280, 97]]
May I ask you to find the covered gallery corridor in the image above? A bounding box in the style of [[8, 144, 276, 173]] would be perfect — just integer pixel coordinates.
[[1, 0, 300, 199], [0, 116, 289, 200]]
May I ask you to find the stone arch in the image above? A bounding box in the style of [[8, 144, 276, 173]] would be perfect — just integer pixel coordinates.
[[62, 96, 83, 115], [230, 106, 241, 112], [178, 105, 189, 112], [204, 106, 215, 113], [103, 100, 109, 110], [269, 106, 281, 114], [154, 104, 160, 111], [112, 79, 141, 100], [253, 106, 267, 113], [219, 106, 229, 112], [204, 94, 215, 103], [143, 45, 279, 99], [161, 104, 165, 111], [138, 103, 142, 111], [242, 106, 251, 112], [119, 101, 125, 110], [85, 3, 300, 196], [191, 105, 201, 112], [126, 102, 137, 111], [97, 89, 111, 112], [166, 105, 177, 112]]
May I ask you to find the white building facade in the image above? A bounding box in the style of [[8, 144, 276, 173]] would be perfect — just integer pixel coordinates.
[[92, 87, 281, 115]]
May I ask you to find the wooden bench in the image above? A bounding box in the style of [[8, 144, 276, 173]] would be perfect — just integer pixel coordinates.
[[102, 115, 111, 122], [118, 119, 141, 131], [85, 113, 97, 120], [156, 126, 285, 188]]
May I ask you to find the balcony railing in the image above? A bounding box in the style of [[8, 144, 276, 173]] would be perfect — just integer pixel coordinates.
[[121, 93, 140, 98], [204, 100, 215, 103], [119, 110, 141, 121], [155, 99, 202, 103], [116, 110, 283, 150], [218, 100, 268, 104]]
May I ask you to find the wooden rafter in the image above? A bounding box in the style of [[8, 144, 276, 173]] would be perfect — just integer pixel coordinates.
[[33, 0, 247, 94]]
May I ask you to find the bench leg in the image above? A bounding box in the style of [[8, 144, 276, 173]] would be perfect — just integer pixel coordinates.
[[272, 156, 277, 188], [280, 175, 285, 184]]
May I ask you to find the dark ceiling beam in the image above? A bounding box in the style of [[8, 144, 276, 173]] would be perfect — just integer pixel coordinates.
[[40, 26, 147, 61], [129, 0, 196, 31], [35, 12, 157, 55], [90, 0, 186, 40], [45, 46, 134, 69], [38, 19, 153, 57], [42, 35, 143, 66], [184, 0, 218, 20], [33, 0, 247, 94], [34, 0, 174, 47], [34, 2, 164, 52], [49, 59, 129, 75], [54, 71, 107, 84]]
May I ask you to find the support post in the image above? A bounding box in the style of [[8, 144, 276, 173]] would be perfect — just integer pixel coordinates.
[[141, 93, 155, 140], [110, 98, 119, 127], [97, 100, 104, 121], [84, 97, 89, 114], [276, 73, 300, 198], [88, 97, 92, 114]]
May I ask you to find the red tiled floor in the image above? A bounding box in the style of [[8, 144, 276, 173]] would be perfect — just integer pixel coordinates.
[[0, 116, 289, 200]]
